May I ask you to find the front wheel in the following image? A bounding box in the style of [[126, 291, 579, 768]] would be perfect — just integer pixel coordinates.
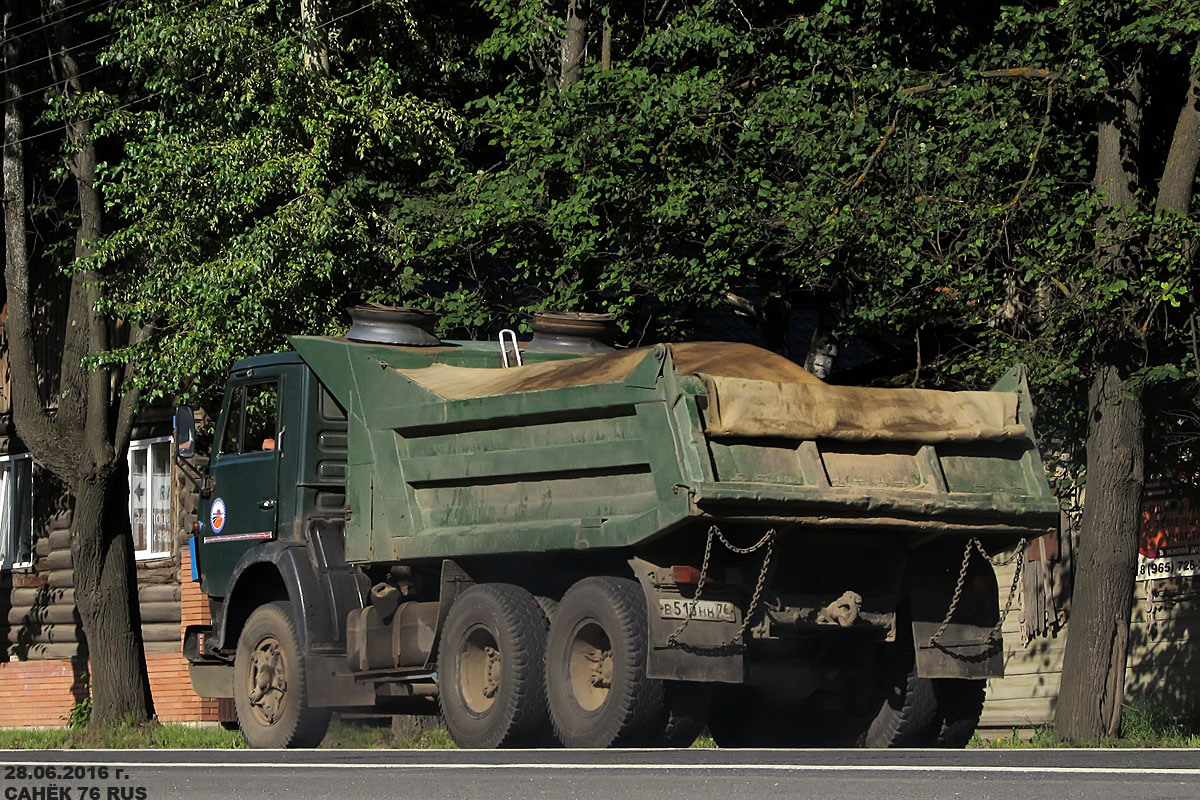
[[234, 602, 331, 748]]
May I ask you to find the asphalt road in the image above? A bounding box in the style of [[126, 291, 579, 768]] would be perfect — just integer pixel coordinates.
[[2, 748, 1197, 800]]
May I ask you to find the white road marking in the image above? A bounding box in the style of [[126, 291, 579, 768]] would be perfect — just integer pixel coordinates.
[[0, 761, 1196, 777]]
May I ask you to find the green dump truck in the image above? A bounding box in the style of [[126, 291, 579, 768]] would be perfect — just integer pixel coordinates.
[[178, 308, 1058, 749]]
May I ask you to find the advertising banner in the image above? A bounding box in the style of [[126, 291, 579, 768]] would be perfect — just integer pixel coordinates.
[[1138, 489, 1200, 582]]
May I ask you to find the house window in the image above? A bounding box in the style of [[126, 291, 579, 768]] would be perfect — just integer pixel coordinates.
[[0, 454, 33, 571], [129, 437, 172, 559]]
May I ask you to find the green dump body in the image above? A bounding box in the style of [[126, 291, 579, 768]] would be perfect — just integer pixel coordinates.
[[288, 335, 1059, 567]]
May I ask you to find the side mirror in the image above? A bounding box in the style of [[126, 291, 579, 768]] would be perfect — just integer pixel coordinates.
[[175, 406, 197, 460]]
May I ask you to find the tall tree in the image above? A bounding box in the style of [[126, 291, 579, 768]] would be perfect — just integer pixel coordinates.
[[1056, 27, 1200, 740], [90, 0, 473, 404], [3, 1, 154, 723]]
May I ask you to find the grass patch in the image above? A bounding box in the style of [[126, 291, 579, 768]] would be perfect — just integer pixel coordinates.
[[973, 700, 1200, 748], [0, 721, 246, 750], [319, 716, 455, 749], [1115, 701, 1200, 748], [971, 725, 1063, 749]]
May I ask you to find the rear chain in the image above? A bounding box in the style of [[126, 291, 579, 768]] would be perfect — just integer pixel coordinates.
[[667, 525, 776, 649], [927, 537, 1027, 647]]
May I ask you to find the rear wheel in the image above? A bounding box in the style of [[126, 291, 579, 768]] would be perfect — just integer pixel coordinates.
[[438, 583, 552, 748], [862, 640, 985, 748], [234, 602, 331, 748], [545, 577, 664, 747]]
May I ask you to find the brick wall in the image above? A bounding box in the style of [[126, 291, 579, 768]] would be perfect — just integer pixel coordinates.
[[147, 652, 217, 723], [0, 659, 88, 727], [148, 544, 217, 723], [180, 544, 210, 631]]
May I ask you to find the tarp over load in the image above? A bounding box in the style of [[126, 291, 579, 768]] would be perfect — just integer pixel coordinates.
[[397, 341, 1026, 444]]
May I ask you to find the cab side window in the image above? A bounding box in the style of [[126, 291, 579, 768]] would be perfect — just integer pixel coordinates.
[[245, 383, 279, 451], [218, 380, 279, 455]]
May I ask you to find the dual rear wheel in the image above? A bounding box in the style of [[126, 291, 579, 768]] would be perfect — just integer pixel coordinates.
[[439, 577, 704, 748], [437, 579, 984, 749]]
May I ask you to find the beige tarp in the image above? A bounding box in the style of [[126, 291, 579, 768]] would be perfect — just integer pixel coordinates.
[[396, 342, 820, 400], [700, 376, 1024, 443], [397, 341, 1025, 443]]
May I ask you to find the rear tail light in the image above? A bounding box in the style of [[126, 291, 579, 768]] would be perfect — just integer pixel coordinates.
[[672, 565, 702, 584]]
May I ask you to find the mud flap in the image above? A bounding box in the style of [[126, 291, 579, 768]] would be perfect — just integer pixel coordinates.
[[908, 542, 1005, 680], [630, 557, 744, 683]]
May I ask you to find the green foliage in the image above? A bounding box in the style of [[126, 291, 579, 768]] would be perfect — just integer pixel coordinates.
[[49, 0, 1198, 477], [76, 0, 479, 404], [64, 696, 93, 730], [971, 724, 1064, 748], [972, 700, 1200, 748], [1118, 699, 1193, 743]]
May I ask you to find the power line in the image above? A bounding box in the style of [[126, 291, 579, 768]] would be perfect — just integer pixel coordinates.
[[0, 30, 115, 77], [2, 0, 115, 40], [2, 0, 215, 77], [3, 0, 382, 150], [12, 61, 108, 102]]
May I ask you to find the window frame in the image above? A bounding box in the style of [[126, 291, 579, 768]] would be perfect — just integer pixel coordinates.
[[217, 378, 281, 457], [0, 452, 34, 571], [127, 436, 173, 561]]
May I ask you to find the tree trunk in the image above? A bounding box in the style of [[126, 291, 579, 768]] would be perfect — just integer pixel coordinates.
[[559, 0, 588, 88], [51, 0, 154, 725], [1055, 364, 1144, 741], [1, 0, 154, 726], [1154, 41, 1200, 218], [71, 471, 154, 724], [300, 0, 330, 75], [1055, 63, 1145, 743], [600, 11, 611, 72]]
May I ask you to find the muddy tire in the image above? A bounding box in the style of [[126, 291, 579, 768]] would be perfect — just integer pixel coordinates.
[[545, 577, 664, 747], [861, 640, 984, 748], [861, 625, 934, 748], [234, 602, 331, 748], [438, 583, 552, 748]]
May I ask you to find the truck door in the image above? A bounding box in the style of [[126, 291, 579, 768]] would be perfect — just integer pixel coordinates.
[[199, 374, 282, 598]]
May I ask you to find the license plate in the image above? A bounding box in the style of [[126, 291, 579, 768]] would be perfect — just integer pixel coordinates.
[[659, 598, 737, 622]]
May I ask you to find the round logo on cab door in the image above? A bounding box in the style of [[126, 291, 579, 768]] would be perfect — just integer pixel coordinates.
[[210, 498, 227, 534]]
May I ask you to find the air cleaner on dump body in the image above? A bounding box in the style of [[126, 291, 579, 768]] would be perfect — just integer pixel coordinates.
[[345, 304, 441, 346]]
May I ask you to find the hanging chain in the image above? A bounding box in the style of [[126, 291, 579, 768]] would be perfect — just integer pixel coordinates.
[[667, 525, 776, 649], [928, 536, 1028, 647], [730, 531, 776, 644]]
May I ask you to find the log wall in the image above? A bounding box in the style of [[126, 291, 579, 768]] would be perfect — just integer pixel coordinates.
[[5, 513, 84, 661], [981, 561, 1200, 731]]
